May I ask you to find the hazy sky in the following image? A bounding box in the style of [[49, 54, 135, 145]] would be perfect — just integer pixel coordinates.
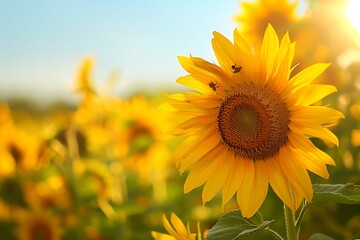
[[0, 0, 243, 104]]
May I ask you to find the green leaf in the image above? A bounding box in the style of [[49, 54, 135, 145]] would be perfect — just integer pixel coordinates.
[[206, 210, 274, 240], [312, 183, 360, 204], [308, 233, 335, 240]]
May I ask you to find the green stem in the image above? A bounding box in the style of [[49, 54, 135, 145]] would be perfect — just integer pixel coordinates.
[[284, 203, 298, 240], [65, 126, 83, 239], [264, 228, 285, 240], [295, 201, 313, 234]]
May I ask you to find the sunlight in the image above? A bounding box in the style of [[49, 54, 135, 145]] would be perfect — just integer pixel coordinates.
[[347, 0, 360, 33]]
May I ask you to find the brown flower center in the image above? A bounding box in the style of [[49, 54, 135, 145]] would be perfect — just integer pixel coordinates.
[[127, 121, 154, 154], [30, 219, 53, 240], [217, 84, 289, 160], [9, 143, 23, 164]]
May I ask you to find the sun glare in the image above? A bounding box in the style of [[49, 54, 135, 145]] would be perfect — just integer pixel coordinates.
[[347, 0, 360, 33]]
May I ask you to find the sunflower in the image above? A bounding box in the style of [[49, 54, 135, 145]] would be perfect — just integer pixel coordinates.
[[163, 24, 344, 218], [73, 159, 118, 203], [0, 125, 41, 176], [72, 57, 125, 159], [118, 96, 171, 178], [234, 0, 300, 47], [73, 94, 122, 158], [23, 175, 71, 210], [151, 213, 199, 240], [14, 208, 63, 240], [0, 104, 50, 175]]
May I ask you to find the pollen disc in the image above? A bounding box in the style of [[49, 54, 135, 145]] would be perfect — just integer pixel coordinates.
[[217, 84, 289, 160]]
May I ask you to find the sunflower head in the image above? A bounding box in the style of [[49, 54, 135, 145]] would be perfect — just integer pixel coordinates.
[[164, 24, 344, 218], [235, 0, 300, 46], [15, 208, 63, 240], [73, 95, 123, 158], [24, 175, 71, 210], [0, 126, 42, 176], [119, 96, 171, 177], [216, 84, 290, 160]]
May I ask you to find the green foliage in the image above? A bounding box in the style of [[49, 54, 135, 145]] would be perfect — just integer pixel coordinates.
[[308, 233, 335, 240], [0, 177, 27, 207], [313, 183, 360, 204], [206, 210, 275, 240]]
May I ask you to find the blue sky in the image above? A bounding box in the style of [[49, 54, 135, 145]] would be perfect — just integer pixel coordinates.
[[0, 0, 242, 104]]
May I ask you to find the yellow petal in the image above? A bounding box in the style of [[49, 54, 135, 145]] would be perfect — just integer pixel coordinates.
[[291, 146, 329, 179], [288, 84, 337, 107], [271, 32, 293, 93], [236, 159, 255, 218], [212, 32, 236, 75], [162, 214, 180, 239], [183, 144, 223, 193], [233, 28, 252, 55], [276, 32, 293, 76], [250, 160, 269, 215], [174, 135, 200, 164], [190, 56, 234, 89], [288, 63, 330, 92], [222, 153, 245, 209], [290, 106, 344, 126], [260, 24, 279, 82], [163, 102, 210, 119], [171, 114, 216, 135], [176, 75, 214, 96], [174, 126, 214, 158], [278, 146, 313, 202], [233, 47, 256, 85], [168, 92, 220, 109], [179, 128, 220, 173], [170, 213, 188, 237], [202, 150, 231, 204], [267, 157, 295, 211], [178, 56, 228, 96], [151, 231, 176, 240], [288, 132, 335, 166], [289, 185, 305, 211], [289, 122, 339, 146]]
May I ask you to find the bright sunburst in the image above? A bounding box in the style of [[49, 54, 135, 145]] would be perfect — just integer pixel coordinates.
[[347, 0, 360, 33]]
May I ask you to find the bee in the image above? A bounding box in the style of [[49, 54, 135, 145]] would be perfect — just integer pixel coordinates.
[[231, 64, 242, 73], [209, 80, 219, 91]]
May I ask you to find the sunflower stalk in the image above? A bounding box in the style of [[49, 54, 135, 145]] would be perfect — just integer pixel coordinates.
[[295, 201, 313, 235], [284, 203, 298, 240], [65, 126, 83, 239], [65, 126, 80, 208], [265, 227, 285, 240]]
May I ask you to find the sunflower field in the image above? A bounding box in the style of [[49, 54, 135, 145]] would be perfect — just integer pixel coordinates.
[[1, 0, 360, 240]]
